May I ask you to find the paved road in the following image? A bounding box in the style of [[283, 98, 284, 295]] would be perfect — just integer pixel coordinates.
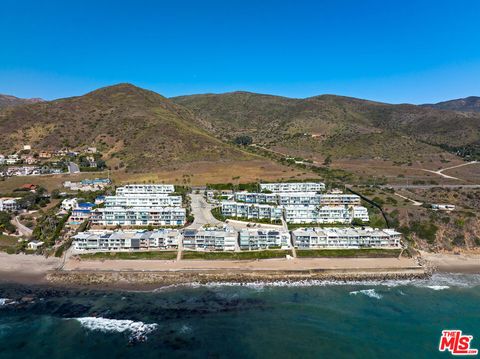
[[383, 184, 480, 189], [281, 217, 297, 257], [12, 215, 33, 237], [188, 193, 222, 229], [68, 162, 80, 174], [176, 236, 183, 261]]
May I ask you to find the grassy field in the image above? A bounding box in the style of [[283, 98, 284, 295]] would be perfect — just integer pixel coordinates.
[[182, 250, 292, 260], [296, 248, 402, 258], [0, 172, 108, 193], [0, 160, 317, 194], [77, 251, 178, 260], [112, 160, 317, 186], [0, 234, 20, 253]]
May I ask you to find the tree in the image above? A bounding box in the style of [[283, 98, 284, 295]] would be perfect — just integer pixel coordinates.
[[351, 218, 366, 226], [51, 189, 61, 199], [323, 155, 332, 166], [234, 135, 253, 146], [0, 211, 16, 234]]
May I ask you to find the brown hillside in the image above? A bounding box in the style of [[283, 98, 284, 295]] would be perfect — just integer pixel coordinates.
[[0, 84, 252, 171], [0, 94, 43, 108], [172, 92, 480, 161]]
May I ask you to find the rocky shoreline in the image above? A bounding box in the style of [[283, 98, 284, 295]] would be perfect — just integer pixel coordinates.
[[46, 267, 430, 290]]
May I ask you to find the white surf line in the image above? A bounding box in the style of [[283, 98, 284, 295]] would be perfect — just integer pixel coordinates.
[[394, 192, 423, 206]]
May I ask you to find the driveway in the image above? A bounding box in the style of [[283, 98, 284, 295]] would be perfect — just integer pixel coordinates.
[[12, 215, 33, 237], [68, 162, 80, 174], [188, 193, 222, 229]]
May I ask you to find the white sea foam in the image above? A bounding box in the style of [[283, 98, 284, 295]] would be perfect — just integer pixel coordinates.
[[0, 298, 8, 306], [179, 324, 192, 334], [424, 285, 450, 291], [349, 289, 383, 299], [148, 273, 480, 292], [413, 273, 480, 290], [73, 317, 158, 342]]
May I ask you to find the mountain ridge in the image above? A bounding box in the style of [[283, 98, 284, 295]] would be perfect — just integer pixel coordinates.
[[2, 84, 480, 172], [0, 94, 44, 108], [172, 92, 480, 162], [421, 96, 480, 112], [0, 83, 253, 171]]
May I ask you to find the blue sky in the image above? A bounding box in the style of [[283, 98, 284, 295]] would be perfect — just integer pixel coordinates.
[[1, 0, 480, 103]]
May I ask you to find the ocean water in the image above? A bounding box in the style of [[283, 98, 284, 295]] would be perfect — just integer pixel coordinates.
[[0, 273, 479, 358]]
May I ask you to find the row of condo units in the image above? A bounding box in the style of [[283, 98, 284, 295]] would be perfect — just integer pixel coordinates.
[[72, 229, 182, 251], [103, 193, 182, 207], [221, 202, 369, 224], [115, 184, 175, 195], [72, 226, 401, 251], [285, 205, 369, 224], [91, 207, 186, 226], [234, 191, 361, 206], [222, 182, 368, 224], [91, 184, 186, 226], [292, 227, 401, 248], [259, 182, 325, 193]]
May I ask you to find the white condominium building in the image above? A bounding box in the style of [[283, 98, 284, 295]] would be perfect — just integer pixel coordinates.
[[277, 192, 320, 206], [72, 229, 181, 251], [319, 194, 361, 206], [239, 229, 291, 250], [91, 206, 186, 226], [183, 226, 237, 251], [260, 182, 325, 193], [292, 227, 402, 249], [115, 184, 175, 195], [351, 206, 370, 222], [284, 205, 369, 224], [234, 192, 278, 204], [221, 201, 283, 221], [234, 191, 361, 207], [284, 205, 349, 224], [104, 194, 182, 208]]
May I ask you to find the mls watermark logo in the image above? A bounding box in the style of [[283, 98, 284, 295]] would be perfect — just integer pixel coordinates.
[[439, 330, 478, 356]]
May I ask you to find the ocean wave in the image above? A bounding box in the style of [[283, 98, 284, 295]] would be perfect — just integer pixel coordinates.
[[72, 317, 158, 342], [424, 285, 450, 291], [412, 273, 480, 290], [0, 298, 8, 306], [349, 289, 382, 299], [148, 273, 480, 292]]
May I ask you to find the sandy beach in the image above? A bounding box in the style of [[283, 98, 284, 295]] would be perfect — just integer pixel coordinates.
[[2, 250, 480, 290], [420, 251, 480, 273], [0, 252, 61, 285], [63, 256, 420, 272]]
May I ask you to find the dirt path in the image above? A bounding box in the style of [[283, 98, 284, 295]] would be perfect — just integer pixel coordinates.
[[420, 161, 478, 180], [394, 192, 423, 206]]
